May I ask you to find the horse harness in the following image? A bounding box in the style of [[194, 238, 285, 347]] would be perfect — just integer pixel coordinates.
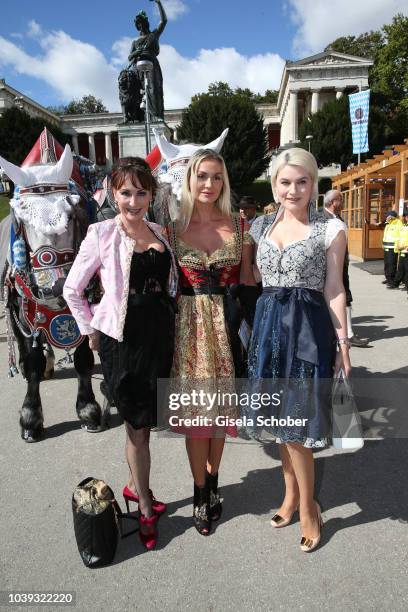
[[5, 207, 85, 358]]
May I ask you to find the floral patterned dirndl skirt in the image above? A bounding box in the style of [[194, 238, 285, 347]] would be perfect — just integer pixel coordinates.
[[170, 293, 238, 438]]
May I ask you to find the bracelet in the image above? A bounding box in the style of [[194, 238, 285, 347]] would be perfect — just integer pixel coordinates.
[[337, 337, 350, 346]]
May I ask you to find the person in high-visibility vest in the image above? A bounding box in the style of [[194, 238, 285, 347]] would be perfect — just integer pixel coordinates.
[[388, 208, 408, 291], [382, 211, 403, 286]]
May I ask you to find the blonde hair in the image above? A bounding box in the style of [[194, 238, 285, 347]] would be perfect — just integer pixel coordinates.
[[176, 149, 231, 234], [263, 202, 279, 214], [270, 148, 318, 203]]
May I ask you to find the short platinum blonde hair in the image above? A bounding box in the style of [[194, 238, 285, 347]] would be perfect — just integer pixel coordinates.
[[270, 148, 319, 203], [177, 149, 231, 234]]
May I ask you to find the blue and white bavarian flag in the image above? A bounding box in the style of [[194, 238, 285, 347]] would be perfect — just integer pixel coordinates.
[[349, 90, 370, 154]]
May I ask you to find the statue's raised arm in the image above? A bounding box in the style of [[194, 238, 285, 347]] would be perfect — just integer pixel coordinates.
[[151, 0, 167, 36]]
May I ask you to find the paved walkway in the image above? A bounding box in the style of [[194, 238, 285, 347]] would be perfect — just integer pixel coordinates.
[[0, 262, 407, 611]]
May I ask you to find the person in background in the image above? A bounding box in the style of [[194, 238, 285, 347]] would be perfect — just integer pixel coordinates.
[[237, 195, 258, 226], [324, 189, 369, 347], [387, 208, 408, 292], [263, 202, 279, 215], [382, 211, 402, 286]]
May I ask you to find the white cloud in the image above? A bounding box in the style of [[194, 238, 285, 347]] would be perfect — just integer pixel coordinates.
[[0, 23, 284, 112], [111, 37, 132, 69], [159, 46, 285, 108], [287, 0, 408, 56], [0, 30, 119, 109], [27, 20, 43, 38], [111, 40, 284, 108], [159, 0, 188, 21]]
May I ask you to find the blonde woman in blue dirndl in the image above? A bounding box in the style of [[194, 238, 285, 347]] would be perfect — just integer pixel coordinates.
[[247, 148, 351, 552]]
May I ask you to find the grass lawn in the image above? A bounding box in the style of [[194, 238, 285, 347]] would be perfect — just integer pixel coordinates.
[[0, 194, 10, 221]]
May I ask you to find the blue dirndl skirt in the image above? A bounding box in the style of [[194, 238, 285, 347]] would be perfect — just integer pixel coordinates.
[[246, 286, 337, 448]]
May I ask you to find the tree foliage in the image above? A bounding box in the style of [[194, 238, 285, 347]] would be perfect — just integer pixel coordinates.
[[178, 85, 270, 188], [0, 107, 70, 165], [299, 94, 404, 170], [299, 97, 352, 170], [371, 14, 408, 113], [63, 95, 108, 115], [326, 14, 408, 115], [325, 31, 384, 60], [306, 14, 408, 168], [200, 82, 278, 105]]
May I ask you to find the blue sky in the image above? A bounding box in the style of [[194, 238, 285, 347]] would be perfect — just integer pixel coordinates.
[[0, 0, 407, 111]]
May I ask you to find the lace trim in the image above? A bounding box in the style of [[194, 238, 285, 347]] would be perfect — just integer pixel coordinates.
[[11, 192, 80, 236], [114, 217, 134, 342]]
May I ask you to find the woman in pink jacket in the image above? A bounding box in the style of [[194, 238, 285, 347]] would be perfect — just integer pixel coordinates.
[[64, 157, 178, 550]]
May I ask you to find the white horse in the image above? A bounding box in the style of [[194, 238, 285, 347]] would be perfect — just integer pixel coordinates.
[[0, 135, 103, 442]]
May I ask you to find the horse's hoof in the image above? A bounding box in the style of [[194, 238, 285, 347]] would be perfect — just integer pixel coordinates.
[[81, 423, 104, 433], [21, 428, 44, 443]]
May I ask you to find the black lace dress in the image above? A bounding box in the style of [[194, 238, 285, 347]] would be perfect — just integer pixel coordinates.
[[99, 247, 175, 429]]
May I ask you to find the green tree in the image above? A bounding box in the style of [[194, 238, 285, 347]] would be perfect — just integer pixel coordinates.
[[0, 107, 70, 165], [310, 14, 408, 166], [372, 14, 408, 113], [254, 89, 279, 104], [64, 95, 107, 114], [299, 94, 403, 170], [207, 82, 234, 97], [299, 97, 352, 169], [325, 31, 384, 60], [178, 89, 269, 188]]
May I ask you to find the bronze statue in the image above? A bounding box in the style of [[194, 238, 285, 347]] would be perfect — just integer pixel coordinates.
[[118, 68, 144, 122], [119, 0, 167, 123]]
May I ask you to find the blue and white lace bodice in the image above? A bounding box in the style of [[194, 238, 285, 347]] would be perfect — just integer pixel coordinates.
[[251, 208, 345, 292]]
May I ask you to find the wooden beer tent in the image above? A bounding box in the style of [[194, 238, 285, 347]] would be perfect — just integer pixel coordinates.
[[332, 139, 408, 260]]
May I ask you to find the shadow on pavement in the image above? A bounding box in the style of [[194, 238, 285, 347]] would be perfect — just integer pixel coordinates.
[[45, 413, 122, 439], [134, 437, 408, 555]]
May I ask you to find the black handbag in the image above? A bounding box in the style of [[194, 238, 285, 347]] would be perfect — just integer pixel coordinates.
[[72, 477, 138, 568]]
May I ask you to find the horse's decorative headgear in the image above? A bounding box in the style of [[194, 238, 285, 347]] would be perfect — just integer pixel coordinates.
[[153, 128, 229, 200], [0, 144, 79, 235]]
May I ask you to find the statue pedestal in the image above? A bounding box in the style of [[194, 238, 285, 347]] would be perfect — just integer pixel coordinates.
[[118, 121, 171, 158]]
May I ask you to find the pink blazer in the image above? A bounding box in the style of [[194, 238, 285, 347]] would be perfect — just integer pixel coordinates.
[[63, 216, 178, 341]]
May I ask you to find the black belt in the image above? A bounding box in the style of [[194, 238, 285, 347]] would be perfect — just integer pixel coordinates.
[[180, 286, 227, 297]]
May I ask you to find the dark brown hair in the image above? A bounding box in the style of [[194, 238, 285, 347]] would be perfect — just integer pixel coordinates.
[[111, 157, 157, 196]]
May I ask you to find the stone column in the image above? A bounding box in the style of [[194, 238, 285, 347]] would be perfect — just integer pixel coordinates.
[[289, 91, 298, 142], [336, 89, 344, 100], [88, 133, 96, 162], [71, 133, 79, 155], [105, 133, 113, 170], [311, 90, 320, 114]]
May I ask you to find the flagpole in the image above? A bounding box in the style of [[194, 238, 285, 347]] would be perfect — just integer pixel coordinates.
[[358, 82, 362, 165]]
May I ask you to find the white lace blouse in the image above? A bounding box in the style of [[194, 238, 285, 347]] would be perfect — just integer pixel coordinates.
[[250, 207, 346, 292]]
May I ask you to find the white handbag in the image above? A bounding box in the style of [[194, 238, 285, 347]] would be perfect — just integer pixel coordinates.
[[332, 370, 364, 450]]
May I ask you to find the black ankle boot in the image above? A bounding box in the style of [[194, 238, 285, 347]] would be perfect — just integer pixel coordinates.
[[193, 483, 211, 536], [206, 470, 222, 521]]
